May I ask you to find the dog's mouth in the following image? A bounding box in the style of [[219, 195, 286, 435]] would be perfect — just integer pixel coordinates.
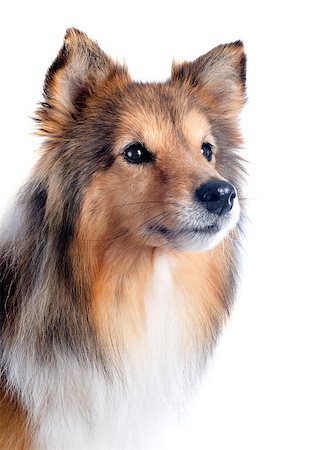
[[145, 200, 239, 251], [146, 212, 238, 251], [148, 223, 219, 237]]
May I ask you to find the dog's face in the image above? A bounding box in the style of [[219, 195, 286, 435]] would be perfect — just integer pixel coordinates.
[[83, 86, 241, 252], [37, 29, 246, 254]]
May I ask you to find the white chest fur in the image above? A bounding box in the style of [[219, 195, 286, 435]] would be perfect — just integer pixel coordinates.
[[35, 254, 199, 450]]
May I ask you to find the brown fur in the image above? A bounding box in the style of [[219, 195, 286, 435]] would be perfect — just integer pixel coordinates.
[[0, 385, 32, 450]]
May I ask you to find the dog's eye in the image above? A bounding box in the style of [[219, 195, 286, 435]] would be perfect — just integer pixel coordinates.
[[122, 143, 154, 164], [201, 142, 213, 162]]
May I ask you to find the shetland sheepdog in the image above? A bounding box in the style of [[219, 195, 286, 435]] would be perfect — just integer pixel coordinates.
[[0, 28, 247, 450]]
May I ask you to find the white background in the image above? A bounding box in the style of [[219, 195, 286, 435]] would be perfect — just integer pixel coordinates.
[[1, 1, 308, 449]]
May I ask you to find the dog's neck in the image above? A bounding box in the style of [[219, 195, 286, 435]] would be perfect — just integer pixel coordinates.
[[75, 225, 230, 364]]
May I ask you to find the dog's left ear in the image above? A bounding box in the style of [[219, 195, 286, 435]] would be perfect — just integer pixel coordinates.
[[171, 41, 246, 117]]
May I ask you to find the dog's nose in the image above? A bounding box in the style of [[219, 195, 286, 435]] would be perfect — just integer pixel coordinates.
[[195, 180, 236, 215]]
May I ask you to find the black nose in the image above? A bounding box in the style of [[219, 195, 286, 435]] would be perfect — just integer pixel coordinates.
[[195, 180, 236, 215]]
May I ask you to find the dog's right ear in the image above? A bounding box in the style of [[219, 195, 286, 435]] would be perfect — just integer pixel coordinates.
[[36, 28, 128, 136], [171, 41, 246, 118]]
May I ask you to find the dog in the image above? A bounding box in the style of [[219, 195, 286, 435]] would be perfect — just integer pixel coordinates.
[[0, 28, 246, 450]]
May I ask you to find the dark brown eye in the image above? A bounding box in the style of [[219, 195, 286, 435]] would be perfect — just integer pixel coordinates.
[[201, 142, 213, 162], [122, 143, 154, 164]]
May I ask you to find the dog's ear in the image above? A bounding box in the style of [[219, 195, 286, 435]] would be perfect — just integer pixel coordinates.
[[36, 28, 128, 135], [171, 41, 246, 117]]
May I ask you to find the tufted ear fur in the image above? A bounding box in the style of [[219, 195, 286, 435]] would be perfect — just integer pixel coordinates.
[[36, 28, 128, 135], [171, 41, 247, 118]]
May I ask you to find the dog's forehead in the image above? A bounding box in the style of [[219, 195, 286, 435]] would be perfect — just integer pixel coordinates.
[[115, 83, 212, 152]]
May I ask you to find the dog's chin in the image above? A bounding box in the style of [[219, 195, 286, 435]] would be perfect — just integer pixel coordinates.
[[146, 202, 240, 252], [168, 224, 234, 252]]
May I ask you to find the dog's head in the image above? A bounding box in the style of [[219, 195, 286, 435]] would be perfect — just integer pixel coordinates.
[[36, 28, 246, 253]]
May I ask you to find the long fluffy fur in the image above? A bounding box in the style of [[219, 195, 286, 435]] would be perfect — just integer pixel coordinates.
[[0, 29, 247, 449]]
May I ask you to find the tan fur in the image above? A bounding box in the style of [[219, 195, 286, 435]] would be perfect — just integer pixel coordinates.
[[0, 386, 32, 450], [171, 241, 233, 341], [76, 176, 154, 351]]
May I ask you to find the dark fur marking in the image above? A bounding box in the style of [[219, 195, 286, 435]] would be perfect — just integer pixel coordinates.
[[0, 255, 16, 324], [40, 102, 52, 109], [240, 54, 247, 85], [73, 85, 91, 113], [44, 44, 68, 98], [102, 153, 115, 170]]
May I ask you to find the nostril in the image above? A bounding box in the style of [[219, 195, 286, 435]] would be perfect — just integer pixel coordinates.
[[204, 191, 220, 203], [229, 190, 236, 206]]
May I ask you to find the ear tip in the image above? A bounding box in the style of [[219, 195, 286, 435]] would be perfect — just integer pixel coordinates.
[[232, 40, 244, 48], [224, 40, 245, 53], [64, 27, 87, 42]]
